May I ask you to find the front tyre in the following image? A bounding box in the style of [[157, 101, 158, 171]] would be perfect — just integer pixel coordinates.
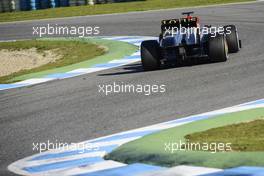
[[208, 34, 228, 62], [141, 40, 161, 71]]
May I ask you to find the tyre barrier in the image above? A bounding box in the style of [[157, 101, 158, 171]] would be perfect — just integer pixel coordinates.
[[19, 0, 30, 11], [59, 0, 69, 7], [30, 0, 50, 10], [0, 0, 20, 12], [40, 0, 50, 9], [12, 0, 20, 11], [0, 0, 143, 13], [0, 0, 11, 12], [30, 0, 40, 10], [69, 0, 86, 6], [50, 0, 60, 8]]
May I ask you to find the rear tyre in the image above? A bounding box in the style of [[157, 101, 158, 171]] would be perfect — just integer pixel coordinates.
[[224, 25, 240, 53], [208, 34, 228, 62], [141, 40, 161, 71]]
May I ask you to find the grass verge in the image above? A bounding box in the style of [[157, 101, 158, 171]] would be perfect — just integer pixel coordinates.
[[0, 0, 254, 23], [0, 38, 137, 83], [185, 119, 264, 152], [105, 108, 264, 169]]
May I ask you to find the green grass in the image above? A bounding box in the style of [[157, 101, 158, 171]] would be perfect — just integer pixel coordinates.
[[105, 108, 264, 169], [0, 38, 137, 83], [0, 0, 253, 23], [185, 119, 264, 152]]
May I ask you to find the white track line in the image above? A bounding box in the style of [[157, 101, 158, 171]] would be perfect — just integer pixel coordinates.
[[13, 78, 56, 85], [22, 152, 106, 167], [54, 160, 126, 176], [141, 165, 222, 176]]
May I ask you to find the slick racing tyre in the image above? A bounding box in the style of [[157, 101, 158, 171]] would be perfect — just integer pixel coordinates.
[[208, 33, 228, 62], [224, 25, 240, 53], [141, 40, 161, 71]]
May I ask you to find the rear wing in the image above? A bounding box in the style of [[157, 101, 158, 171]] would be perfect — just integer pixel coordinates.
[[161, 17, 199, 33]]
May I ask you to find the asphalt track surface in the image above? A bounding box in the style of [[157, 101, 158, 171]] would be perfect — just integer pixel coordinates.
[[1, 2, 264, 175]]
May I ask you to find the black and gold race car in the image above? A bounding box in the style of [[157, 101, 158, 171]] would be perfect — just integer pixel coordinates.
[[141, 12, 242, 71]]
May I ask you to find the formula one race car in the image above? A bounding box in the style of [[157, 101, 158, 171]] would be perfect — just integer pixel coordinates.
[[141, 12, 242, 70]]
